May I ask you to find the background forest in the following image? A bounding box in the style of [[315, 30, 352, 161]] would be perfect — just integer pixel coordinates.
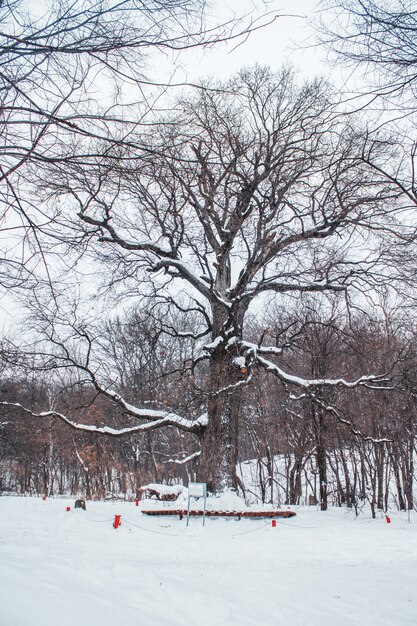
[[2, 305, 416, 515]]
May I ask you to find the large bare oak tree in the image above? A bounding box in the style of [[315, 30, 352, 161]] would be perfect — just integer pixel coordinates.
[[10, 66, 405, 493]]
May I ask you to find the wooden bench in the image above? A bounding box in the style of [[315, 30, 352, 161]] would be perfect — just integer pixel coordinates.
[[142, 509, 296, 520]]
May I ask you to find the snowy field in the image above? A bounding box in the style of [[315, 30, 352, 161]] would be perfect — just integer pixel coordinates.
[[1, 496, 417, 626]]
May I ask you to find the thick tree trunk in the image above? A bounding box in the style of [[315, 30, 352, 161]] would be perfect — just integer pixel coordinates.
[[196, 265, 247, 493], [198, 351, 242, 493], [197, 296, 246, 492]]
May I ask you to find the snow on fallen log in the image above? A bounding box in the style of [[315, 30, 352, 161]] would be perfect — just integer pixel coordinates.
[[139, 483, 185, 501]]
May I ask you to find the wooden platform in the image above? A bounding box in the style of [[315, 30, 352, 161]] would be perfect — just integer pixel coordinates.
[[141, 509, 296, 519]]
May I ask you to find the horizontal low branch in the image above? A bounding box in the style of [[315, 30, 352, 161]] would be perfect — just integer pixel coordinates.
[[1, 401, 208, 435], [255, 354, 383, 389], [249, 280, 347, 298]]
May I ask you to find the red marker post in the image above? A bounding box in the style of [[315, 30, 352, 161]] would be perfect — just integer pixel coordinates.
[[135, 499, 139, 507], [66, 506, 71, 512], [113, 514, 121, 529], [271, 519, 277, 528], [385, 515, 391, 524]]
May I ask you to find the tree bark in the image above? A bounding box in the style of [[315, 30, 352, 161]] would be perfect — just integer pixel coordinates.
[[312, 401, 328, 511], [198, 351, 242, 492]]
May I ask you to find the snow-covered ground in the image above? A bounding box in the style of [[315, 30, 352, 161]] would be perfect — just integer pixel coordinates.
[[1, 496, 416, 626]]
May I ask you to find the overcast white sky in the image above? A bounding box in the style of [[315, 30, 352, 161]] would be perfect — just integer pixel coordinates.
[[155, 0, 331, 85]]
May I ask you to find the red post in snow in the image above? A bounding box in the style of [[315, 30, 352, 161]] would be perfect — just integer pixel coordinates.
[[135, 499, 139, 507], [271, 519, 277, 528], [113, 514, 121, 529], [385, 515, 391, 524]]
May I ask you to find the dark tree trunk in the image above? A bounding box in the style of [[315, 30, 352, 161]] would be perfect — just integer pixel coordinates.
[[198, 351, 241, 492], [376, 445, 385, 510], [196, 294, 247, 493], [403, 442, 414, 511], [288, 457, 303, 505], [317, 442, 328, 511], [312, 399, 328, 511], [391, 452, 406, 511]]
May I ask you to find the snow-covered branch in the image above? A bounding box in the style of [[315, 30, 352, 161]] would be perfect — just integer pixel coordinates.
[[312, 396, 393, 445], [240, 339, 283, 357], [255, 354, 383, 390], [246, 279, 346, 299], [212, 371, 254, 396], [1, 402, 208, 435], [163, 450, 201, 465]]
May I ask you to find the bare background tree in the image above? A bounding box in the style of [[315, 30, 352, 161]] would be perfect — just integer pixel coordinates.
[[317, 0, 417, 214], [0, 0, 272, 291], [317, 0, 417, 103]]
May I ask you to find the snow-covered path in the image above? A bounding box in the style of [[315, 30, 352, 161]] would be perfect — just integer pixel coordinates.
[[0, 497, 416, 626]]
